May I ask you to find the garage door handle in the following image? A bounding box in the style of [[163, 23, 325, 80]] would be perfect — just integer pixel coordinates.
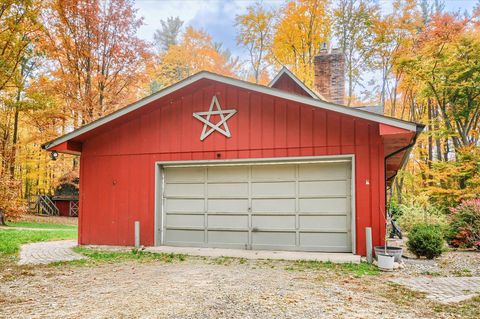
[[252, 227, 258, 232]]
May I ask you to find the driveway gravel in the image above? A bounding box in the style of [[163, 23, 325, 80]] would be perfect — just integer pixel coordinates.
[[0, 258, 461, 319]]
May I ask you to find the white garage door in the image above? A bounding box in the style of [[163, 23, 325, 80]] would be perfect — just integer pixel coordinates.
[[160, 161, 352, 252]]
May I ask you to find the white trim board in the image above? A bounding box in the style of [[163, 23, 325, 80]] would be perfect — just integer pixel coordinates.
[[154, 154, 357, 254], [43, 71, 420, 150]]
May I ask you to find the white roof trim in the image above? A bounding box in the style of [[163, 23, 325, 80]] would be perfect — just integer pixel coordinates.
[[43, 71, 420, 150], [268, 67, 327, 101]]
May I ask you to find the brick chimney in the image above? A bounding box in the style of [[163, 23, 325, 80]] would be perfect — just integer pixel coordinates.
[[314, 47, 345, 105]]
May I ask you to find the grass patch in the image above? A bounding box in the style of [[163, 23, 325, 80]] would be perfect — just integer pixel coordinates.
[[210, 256, 235, 265], [6, 221, 77, 230], [382, 282, 426, 306], [67, 247, 187, 266], [452, 268, 473, 277], [285, 260, 379, 277], [0, 228, 77, 255], [432, 296, 480, 317], [420, 270, 442, 276]]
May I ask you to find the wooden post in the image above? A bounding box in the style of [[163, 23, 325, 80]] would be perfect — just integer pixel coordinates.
[[366, 227, 373, 263]]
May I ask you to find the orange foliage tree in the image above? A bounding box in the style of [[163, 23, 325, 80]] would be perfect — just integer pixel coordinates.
[[150, 27, 239, 90], [41, 0, 151, 127]]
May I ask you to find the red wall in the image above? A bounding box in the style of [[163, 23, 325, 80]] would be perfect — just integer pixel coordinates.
[[78, 81, 385, 255], [55, 201, 70, 217], [271, 74, 313, 98]]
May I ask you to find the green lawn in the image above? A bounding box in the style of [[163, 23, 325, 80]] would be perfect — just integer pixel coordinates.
[[0, 228, 77, 255], [6, 221, 77, 230]]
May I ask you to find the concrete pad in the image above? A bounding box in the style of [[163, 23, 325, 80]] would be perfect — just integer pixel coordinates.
[[145, 246, 360, 263]]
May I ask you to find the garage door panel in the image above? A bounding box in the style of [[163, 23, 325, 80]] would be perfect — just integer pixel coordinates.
[[299, 232, 350, 250], [208, 166, 248, 182], [251, 182, 295, 197], [299, 215, 347, 230], [165, 229, 204, 244], [208, 231, 248, 244], [208, 183, 248, 197], [165, 183, 204, 197], [251, 165, 295, 181], [208, 215, 248, 229], [252, 215, 295, 229], [166, 214, 204, 228], [166, 167, 204, 182], [162, 161, 352, 253], [252, 199, 295, 212], [298, 163, 350, 180], [299, 180, 349, 197], [166, 198, 204, 213], [252, 232, 296, 246], [208, 199, 249, 213], [299, 198, 348, 213]]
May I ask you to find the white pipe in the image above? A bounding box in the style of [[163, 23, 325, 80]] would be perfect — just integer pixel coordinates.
[[134, 221, 140, 248]]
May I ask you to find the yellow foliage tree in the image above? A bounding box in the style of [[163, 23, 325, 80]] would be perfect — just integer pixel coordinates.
[[271, 0, 331, 87], [235, 2, 274, 84]]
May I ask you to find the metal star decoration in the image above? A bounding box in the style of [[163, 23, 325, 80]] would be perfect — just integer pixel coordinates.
[[193, 95, 237, 141]]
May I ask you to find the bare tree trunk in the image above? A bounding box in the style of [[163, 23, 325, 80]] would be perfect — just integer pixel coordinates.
[[0, 209, 6, 226], [9, 99, 20, 179], [395, 176, 404, 205], [427, 99, 433, 186]]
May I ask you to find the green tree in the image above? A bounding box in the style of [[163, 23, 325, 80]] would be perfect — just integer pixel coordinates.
[[153, 16, 184, 52]]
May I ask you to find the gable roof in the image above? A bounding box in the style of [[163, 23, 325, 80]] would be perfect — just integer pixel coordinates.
[[268, 67, 326, 100], [43, 70, 422, 151]]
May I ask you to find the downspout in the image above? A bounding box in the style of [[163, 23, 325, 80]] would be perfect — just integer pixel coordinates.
[[383, 125, 425, 219]]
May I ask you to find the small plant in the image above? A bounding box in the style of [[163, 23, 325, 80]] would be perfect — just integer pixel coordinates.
[[396, 203, 447, 233], [447, 199, 480, 248], [407, 223, 444, 259]]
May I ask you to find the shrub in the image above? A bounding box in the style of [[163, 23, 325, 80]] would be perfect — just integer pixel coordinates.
[[447, 199, 480, 248], [407, 224, 444, 259], [396, 204, 448, 233]]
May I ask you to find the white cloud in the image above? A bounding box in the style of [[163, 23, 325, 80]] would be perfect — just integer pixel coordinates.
[[134, 0, 282, 58]]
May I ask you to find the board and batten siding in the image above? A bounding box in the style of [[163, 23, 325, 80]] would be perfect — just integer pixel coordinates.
[[79, 81, 385, 255]]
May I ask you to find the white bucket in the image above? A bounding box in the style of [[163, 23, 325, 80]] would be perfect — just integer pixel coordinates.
[[377, 254, 395, 271]]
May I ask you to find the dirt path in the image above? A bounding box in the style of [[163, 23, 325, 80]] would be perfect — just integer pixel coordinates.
[[0, 258, 464, 319]]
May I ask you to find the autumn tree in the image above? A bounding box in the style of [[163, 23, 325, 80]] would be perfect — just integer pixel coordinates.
[[41, 0, 150, 127], [271, 0, 331, 87], [0, 0, 43, 223], [152, 27, 239, 88], [397, 13, 480, 150], [235, 2, 274, 84], [368, 0, 423, 112], [333, 0, 379, 106], [153, 16, 184, 52]]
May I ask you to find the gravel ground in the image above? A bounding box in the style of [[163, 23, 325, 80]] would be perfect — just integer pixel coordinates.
[[0, 257, 468, 319], [399, 250, 480, 277]]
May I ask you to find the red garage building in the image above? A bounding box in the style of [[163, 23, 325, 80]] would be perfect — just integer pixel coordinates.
[[43, 54, 422, 256]]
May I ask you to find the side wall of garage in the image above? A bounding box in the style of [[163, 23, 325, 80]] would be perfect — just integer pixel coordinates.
[[78, 81, 385, 255]]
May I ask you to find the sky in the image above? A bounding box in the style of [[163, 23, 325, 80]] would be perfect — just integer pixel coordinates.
[[134, 0, 279, 57], [134, 0, 478, 61]]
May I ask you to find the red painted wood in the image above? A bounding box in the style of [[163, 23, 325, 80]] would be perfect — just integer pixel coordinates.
[[54, 201, 70, 217], [77, 79, 389, 255], [270, 73, 313, 97], [50, 141, 82, 154]]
